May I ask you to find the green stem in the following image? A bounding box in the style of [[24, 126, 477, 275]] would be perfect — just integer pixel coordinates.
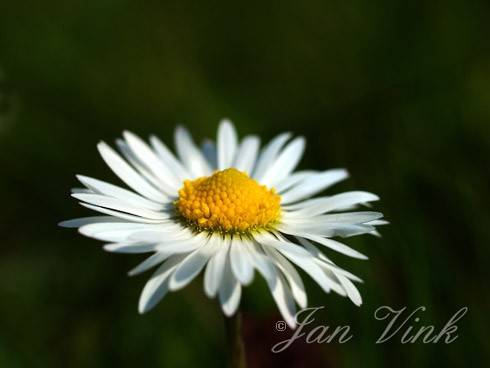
[[224, 311, 247, 368]]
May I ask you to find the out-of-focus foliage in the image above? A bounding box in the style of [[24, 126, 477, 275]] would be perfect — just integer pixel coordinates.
[[0, 1, 489, 367]]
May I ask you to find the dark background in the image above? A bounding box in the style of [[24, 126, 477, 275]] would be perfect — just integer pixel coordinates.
[[0, 1, 489, 367]]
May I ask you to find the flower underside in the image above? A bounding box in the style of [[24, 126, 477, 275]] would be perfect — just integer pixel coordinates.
[[175, 168, 281, 235]]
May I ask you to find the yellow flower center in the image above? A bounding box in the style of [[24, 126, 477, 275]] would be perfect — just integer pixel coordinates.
[[175, 168, 281, 234]]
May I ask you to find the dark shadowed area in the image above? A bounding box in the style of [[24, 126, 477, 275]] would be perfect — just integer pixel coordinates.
[[0, 1, 489, 367]]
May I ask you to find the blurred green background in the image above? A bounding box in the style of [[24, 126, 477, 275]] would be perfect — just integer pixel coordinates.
[[1, 0, 489, 367]]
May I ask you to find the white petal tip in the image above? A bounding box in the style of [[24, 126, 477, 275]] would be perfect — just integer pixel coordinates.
[[222, 303, 240, 317], [102, 244, 120, 252], [204, 289, 217, 299], [122, 130, 137, 141], [78, 227, 89, 235], [138, 297, 157, 314], [97, 141, 108, 149], [241, 278, 254, 287], [339, 168, 350, 178], [297, 297, 307, 310], [220, 118, 232, 125], [168, 277, 185, 291], [285, 320, 297, 329], [236, 271, 254, 287], [362, 195, 380, 203]]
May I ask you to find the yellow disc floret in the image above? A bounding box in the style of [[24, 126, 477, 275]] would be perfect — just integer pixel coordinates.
[[175, 168, 281, 234]]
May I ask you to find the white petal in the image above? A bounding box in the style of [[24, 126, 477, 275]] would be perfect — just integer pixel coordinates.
[[130, 230, 205, 254], [244, 240, 276, 283], [272, 235, 348, 296], [103, 242, 156, 253], [240, 239, 297, 327], [279, 221, 375, 238], [282, 211, 383, 224], [169, 237, 219, 291], [58, 216, 124, 228], [280, 211, 382, 237], [258, 137, 305, 186], [204, 236, 230, 297], [97, 142, 164, 202], [285, 230, 368, 259], [150, 135, 191, 181], [233, 136, 260, 174], [281, 169, 349, 204], [138, 255, 186, 313], [71, 188, 92, 194], [325, 264, 363, 283], [116, 139, 175, 196], [217, 119, 238, 170], [366, 219, 389, 226], [335, 273, 362, 306], [257, 234, 340, 294], [263, 246, 307, 308], [219, 258, 242, 316], [229, 238, 254, 285], [128, 227, 193, 243], [128, 252, 170, 276], [80, 203, 165, 223], [269, 271, 297, 329], [275, 171, 316, 193], [298, 238, 363, 283], [79, 222, 161, 242], [123, 131, 181, 190], [77, 175, 166, 211], [155, 241, 203, 254], [201, 139, 217, 169], [285, 191, 379, 215], [174, 126, 212, 178], [73, 193, 170, 220], [252, 132, 291, 180]]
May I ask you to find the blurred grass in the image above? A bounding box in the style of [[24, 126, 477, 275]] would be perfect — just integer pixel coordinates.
[[0, 0, 489, 367]]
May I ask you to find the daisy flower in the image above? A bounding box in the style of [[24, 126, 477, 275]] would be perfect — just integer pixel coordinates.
[[60, 119, 386, 328]]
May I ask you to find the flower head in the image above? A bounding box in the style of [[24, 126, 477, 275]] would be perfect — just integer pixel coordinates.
[[60, 119, 387, 328], [176, 168, 281, 233]]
